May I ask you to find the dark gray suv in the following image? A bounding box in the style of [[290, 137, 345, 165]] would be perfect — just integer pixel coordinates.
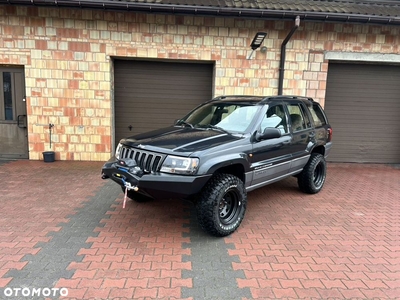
[[102, 95, 332, 236]]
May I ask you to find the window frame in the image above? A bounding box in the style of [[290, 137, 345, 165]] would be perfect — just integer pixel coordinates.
[[259, 103, 289, 135], [286, 103, 308, 132], [0, 70, 17, 123], [308, 103, 328, 127]]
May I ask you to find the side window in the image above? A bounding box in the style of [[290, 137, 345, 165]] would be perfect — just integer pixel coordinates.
[[287, 104, 306, 132], [308, 104, 327, 127], [260, 104, 288, 134], [299, 104, 312, 129]]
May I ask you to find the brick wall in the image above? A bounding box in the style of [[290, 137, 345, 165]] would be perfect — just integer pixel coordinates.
[[0, 5, 399, 161]]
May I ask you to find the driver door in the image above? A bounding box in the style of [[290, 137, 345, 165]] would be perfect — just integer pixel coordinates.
[[250, 104, 292, 186]]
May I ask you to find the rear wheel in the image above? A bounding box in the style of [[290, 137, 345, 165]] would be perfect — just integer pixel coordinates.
[[298, 153, 327, 194], [121, 186, 151, 202], [196, 174, 247, 237]]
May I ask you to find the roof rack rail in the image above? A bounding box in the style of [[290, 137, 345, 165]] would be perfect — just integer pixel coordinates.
[[264, 95, 314, 101], [212, 95, 265, 101], [216, 95, 264, 99], [210, 95, 314, 103]]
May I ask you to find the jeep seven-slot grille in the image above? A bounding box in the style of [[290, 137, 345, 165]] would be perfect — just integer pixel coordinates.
[[120, 146, 165, 173]]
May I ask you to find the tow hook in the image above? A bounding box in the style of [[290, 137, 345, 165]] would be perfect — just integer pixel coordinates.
[[123, 180, 139, 192], [122, 179, 139, 209], [101, 173, 109, 179]]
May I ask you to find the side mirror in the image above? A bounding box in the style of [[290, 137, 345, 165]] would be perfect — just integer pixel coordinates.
[[255, 127, 281, 141]]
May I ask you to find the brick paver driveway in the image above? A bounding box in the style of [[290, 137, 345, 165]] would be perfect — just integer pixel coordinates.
[[0, 160, 399, 299]]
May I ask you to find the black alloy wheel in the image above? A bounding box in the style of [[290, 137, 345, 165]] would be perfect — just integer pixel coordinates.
[[218, 189, 242, 226], [196, 173, 247, 237], [298, 153, 327, 194]]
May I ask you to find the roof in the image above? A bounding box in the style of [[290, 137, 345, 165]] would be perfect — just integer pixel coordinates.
[[3, 0, 400, 25], [213, 95, 314, 104]]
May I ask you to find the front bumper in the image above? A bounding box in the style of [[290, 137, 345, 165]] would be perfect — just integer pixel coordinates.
[[101, 157, 212, 200]]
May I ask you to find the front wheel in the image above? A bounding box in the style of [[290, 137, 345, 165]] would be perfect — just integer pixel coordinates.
[[196, 174, 247, 237], [297, 153, 327, 194]]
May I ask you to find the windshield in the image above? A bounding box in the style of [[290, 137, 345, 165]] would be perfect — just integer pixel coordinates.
[[179, 102, 260, 133]]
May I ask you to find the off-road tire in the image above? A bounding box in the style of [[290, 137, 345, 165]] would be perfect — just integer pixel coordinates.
[[297, 153, 327, 194], [196, 173, 247, 237], [121, 186, 151, 203]]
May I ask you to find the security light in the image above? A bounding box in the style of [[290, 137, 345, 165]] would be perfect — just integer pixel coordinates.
[[250, 32, 267, 50], [247, 32, 267, 59]]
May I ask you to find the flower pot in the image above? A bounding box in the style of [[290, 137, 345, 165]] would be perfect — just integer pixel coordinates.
[[42, 151, 55, 163]]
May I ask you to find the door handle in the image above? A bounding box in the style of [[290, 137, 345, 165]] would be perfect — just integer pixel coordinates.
[[17, 115, 27, 128]]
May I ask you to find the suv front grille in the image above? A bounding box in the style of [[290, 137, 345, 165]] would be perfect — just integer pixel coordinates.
[[120, 146, 165, 173]]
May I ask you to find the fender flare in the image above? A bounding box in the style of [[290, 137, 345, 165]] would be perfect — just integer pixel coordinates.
[[198, 153, 250, 175]]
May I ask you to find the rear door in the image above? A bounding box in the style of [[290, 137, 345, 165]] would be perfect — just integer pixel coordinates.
[[0, 67, 28, 159], [286, 101, 314, 173]]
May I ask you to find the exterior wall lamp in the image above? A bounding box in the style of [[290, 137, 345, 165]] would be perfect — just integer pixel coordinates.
[[247, 32, 267, 59]]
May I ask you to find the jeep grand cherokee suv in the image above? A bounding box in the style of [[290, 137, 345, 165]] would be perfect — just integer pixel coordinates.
[[102, 95, 332, 236]]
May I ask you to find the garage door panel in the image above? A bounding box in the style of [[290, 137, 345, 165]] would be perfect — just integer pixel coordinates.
[[325, 63, 400, 163], [117, 79, 211, 87], [117, 88, 212, 95], [114, 60, 213, 145], [118, 90, 210, 96], [116, 97, 203, 105], [117, 112, 189, 121], [117, 104, 195, 112]]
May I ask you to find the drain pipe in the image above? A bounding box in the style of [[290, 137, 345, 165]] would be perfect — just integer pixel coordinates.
[[278, 16, 300, 95]]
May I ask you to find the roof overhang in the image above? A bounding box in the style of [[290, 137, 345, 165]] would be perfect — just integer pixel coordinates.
[[2, 0, 400, 26]]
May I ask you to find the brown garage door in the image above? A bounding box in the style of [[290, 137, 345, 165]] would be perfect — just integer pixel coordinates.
[[114, 60, 213, 145], [324, 63, 400, 163]]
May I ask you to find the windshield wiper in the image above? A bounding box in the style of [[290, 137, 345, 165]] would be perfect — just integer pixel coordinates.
[[206, 124, 230, 134], [177, 120, 194, 128]]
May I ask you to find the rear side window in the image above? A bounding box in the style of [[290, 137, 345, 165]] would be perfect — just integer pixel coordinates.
[[309, 104, 327, 127], [287, 104, 307, 132]]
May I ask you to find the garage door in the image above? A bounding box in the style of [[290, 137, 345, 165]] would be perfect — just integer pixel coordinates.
[[324, 63, 400, 163], [114, 60, 213, 145]]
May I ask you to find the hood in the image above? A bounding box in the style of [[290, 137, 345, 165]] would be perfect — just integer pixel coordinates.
[[121, 126, 241, 154]]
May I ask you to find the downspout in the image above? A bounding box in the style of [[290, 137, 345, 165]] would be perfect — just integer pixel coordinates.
[[278, 16, 300, 95]]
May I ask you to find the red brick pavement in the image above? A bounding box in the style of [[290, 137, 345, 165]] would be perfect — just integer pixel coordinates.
[[227, 163, 400, 299], [58, 196, 193, 299], [0, 161, 399, 299], [0, 161, 105, 290]]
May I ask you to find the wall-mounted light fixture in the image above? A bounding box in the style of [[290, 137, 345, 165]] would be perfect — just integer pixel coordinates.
[[247, 32, 267, 59]]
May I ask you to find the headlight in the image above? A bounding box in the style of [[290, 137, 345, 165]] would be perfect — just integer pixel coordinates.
[[160, 155, 199, 175], [115, 143, 123, 159]]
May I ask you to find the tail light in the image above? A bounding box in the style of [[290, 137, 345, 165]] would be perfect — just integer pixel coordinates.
[[327, 127, 332, 142]]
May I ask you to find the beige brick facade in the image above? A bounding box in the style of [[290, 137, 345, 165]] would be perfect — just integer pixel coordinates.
[[1, 5, 399, 161]]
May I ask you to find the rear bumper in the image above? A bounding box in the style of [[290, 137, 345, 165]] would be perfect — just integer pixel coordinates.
[[324, 142, 333, 158], [101, 157, 211, 199]]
